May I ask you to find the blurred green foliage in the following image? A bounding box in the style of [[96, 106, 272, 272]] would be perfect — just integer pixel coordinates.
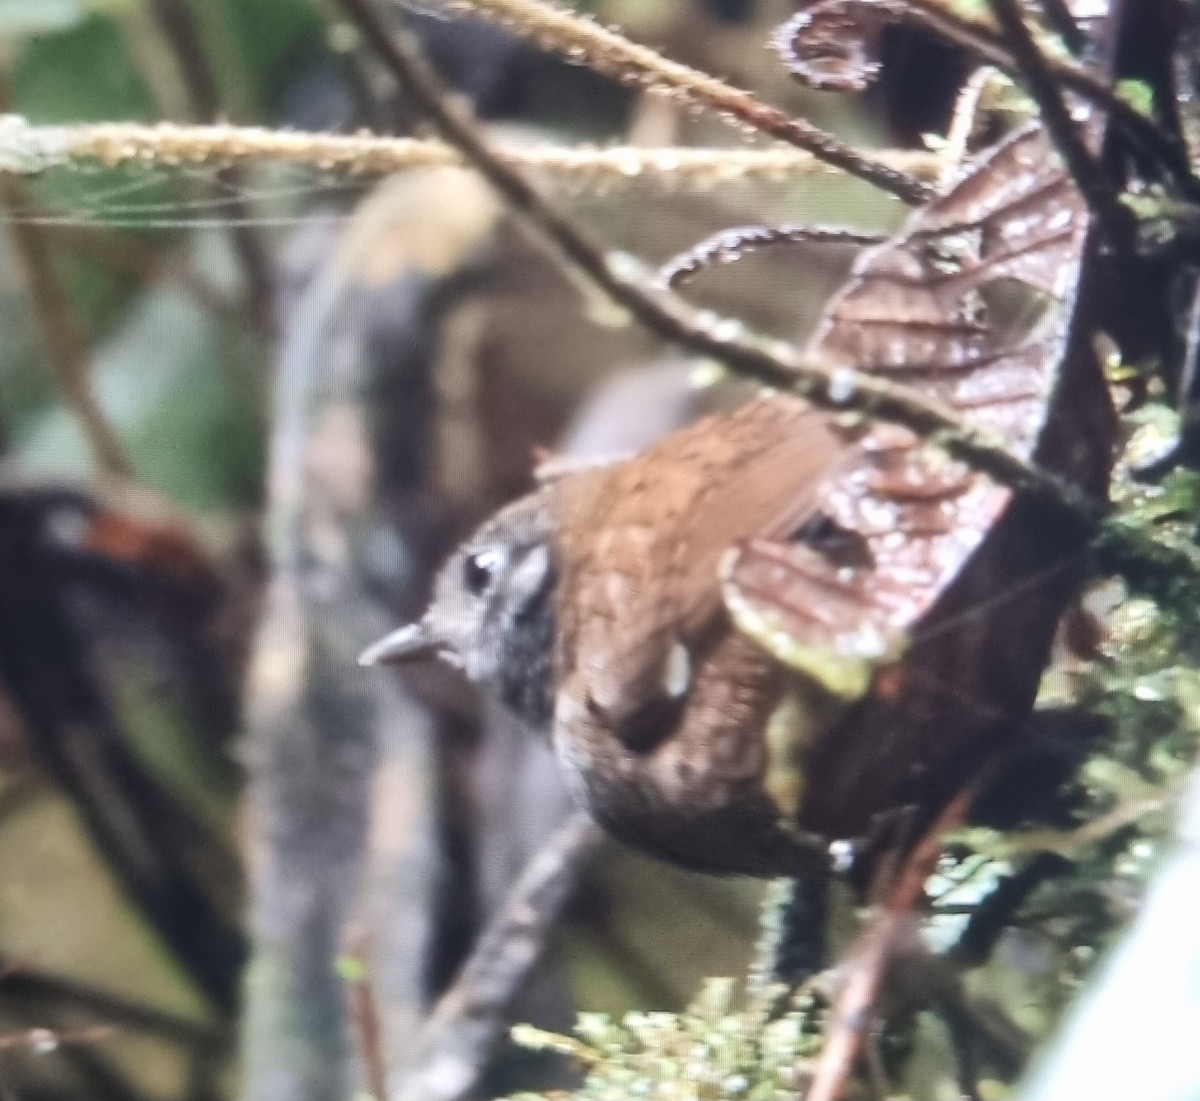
[[0, 3, 317, 500]]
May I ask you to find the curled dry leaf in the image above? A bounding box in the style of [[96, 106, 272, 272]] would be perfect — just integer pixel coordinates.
[[724, 125, 1116, 836], [773, 0, 910, 92]]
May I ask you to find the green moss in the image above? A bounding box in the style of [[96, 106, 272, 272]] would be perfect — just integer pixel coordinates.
[[511, 978, 826, 1101]]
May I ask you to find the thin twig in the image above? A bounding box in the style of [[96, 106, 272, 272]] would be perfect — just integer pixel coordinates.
[[0, 173, 133, 479], [432, 0, 932, 204], [807, 788, 977, 1101], [395, 812, 602, 1101], [899, 0, 1194, 191], [343, 932, 389, 1101], [0, 1025, 115, 1052], [147, 0, 276, 332], [0, 115, 943, 185], [1036, 0, 1085, 53], [660, 224, 888, 289], [987, 0, 1134, 251], [328, 0, 1104, 518]]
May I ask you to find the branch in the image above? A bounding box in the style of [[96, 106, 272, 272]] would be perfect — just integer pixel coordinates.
[[430, 0, 933, 204], [343, 933, 389, 1101], [1035, 0, 1086, 54], [0, 116, 942, 186], [0, 1025, 115, 1052], [394, 811, 602, 1101]]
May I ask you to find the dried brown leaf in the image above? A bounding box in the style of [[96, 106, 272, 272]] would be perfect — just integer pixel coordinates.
[[724, 124, 1115, 832], [773, 0, 908, 92]]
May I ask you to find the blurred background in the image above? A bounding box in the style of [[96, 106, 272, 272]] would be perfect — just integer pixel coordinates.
[[0, 1, 952, 1097]]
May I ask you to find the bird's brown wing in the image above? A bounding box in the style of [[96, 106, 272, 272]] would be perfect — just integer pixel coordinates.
[[555, 394, 852, 736]]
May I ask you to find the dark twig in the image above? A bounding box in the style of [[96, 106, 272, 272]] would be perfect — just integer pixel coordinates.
[[776, 0, 1194, 193], [0, 494, 246, 1013], [807, 788, 977, 1101], [749, 876, 830, 999], [906, 0, 1191, 187], [659, 224, 887, 289], [884, 952, 1031, 1093], [437, 0, 932, 204], [394, 812, 601, 1101], [660, 217, 1005, 289], [147, 0, 275, 334], [986, 0, 1134, 252], [950, 853, 1070, 966]]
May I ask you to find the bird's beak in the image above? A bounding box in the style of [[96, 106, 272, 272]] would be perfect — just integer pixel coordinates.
[[358, 622, 446, 667]]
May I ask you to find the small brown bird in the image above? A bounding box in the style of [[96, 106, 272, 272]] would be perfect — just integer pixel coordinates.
[[360, 391, 1090, 878], [360, 123, 1117, 879]]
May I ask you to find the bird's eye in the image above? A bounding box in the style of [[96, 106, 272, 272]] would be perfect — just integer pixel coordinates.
[[463, 548, 504, 596]]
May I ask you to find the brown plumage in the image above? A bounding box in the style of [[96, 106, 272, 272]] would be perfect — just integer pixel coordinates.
[[546, 395, 851, 874]]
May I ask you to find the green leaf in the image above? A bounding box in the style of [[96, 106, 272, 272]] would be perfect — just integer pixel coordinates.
[[215, 0, 324, 116], [1117, 78, 1155, 116], [12, 14, 156, 123], [17, 231, 266, 510], [335, 955, 367, 984]]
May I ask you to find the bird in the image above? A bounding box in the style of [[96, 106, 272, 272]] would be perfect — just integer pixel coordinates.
[[359, 390, 1090, 880]]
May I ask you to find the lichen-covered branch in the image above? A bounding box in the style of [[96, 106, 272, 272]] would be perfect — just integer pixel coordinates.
[[0, 116, 941, 185]]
